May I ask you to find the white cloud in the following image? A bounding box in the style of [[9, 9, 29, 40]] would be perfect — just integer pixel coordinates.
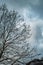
[[19, 8, 43, 54]]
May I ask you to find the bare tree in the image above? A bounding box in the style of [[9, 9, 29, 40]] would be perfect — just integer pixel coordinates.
[[0, 4, 39, 65]]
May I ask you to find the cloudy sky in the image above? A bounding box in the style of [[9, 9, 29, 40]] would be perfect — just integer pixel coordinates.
[[0, 0, 43, 55]]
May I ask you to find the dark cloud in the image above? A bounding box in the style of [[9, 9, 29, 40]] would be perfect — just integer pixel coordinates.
[[0, 0, 43, 18], [35, 26, 42, 41]]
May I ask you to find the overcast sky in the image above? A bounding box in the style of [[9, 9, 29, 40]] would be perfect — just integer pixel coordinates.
[[0, 0, 43, 18], [0, 0, 43, 56]]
